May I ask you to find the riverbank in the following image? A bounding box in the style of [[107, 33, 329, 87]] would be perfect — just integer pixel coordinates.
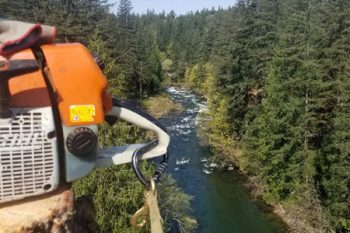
[[162, 87, 286, 233], [169, 82, 332, 233], [141, 92, 183, 118], [197, 113, 331, 233], [147, 87, 325, 233], [240, 163, 330, 233]]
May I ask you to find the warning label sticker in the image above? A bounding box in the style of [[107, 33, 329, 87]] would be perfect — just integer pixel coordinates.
[[70, 105, 96, 123]]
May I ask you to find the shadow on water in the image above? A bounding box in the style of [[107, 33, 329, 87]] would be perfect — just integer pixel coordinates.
[[161, 87, 288, 233]]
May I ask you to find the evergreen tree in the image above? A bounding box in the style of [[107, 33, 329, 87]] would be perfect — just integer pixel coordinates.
[[316, 0, 350, 231]]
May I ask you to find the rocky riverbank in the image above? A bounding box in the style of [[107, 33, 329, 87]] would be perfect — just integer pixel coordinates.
[[141, 93, 183, 119]]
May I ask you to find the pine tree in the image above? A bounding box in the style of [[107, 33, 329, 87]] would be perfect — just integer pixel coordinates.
[[316, 0, 350, 231], [114, 0, 139, 98], [244, 0, 327, 205]]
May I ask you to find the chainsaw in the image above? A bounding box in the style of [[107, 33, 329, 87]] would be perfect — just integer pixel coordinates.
[[0, 20, 170, 204]]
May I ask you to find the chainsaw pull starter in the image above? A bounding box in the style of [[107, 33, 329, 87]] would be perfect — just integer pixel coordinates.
[[131, 179, 163, 233]]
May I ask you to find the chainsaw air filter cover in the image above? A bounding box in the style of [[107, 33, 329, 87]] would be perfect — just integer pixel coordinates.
[[0, 107, 59, 204]]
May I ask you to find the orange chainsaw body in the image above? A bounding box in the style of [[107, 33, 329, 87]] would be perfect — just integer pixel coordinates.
[[8, 43, 112, 126], [0, 42, 169, 205]]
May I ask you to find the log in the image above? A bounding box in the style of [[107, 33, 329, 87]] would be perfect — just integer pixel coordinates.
[[0, 185, 73, 233], [0, 184, 95, 233]]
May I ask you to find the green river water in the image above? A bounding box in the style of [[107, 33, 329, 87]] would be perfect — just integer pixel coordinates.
[[162, 87, 287, 233]]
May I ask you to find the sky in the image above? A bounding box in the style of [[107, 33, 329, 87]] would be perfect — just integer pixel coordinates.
[[127, 0, 237, 15]]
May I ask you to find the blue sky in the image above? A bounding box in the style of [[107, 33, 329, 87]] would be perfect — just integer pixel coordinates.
[[123, 0, 237, 15]]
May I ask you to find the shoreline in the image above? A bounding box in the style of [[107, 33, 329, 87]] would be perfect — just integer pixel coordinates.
[[147, 86, 327, 233], [207, 138, 330, 233], [141, 91, 184, 119], [185, 84, 330, 233]]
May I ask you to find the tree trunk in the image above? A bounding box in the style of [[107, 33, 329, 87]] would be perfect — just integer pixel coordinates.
[[0, 185, 98, 233]]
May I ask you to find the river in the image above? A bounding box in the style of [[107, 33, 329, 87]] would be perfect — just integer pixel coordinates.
[[161, 87, 287, 233]]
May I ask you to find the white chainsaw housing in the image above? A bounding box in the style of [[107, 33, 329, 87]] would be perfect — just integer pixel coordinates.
[[0, 107, 59, 204]]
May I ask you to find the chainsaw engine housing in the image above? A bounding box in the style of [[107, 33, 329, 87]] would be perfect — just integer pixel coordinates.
[[0, 107, 59, 203], [0, 44, 111, 203], [0, 43, 170, 205]]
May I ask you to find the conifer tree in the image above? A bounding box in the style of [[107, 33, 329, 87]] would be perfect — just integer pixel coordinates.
[[316, 0, 350, 231]]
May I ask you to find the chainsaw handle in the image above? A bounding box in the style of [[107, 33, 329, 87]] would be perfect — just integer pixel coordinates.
[[96, 98, 170, 186], [108, 98, 168, 132], [107, 98, 169, 153]]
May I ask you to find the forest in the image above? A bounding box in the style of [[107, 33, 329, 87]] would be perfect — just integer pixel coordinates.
[[1, 0, 350, 232], [138, 1, 350, 232]]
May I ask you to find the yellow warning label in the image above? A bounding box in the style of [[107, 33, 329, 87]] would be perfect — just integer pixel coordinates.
[[70, 105, 96, 123]]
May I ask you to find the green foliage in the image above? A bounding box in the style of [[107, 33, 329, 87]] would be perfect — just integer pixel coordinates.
[[3, 0, 350, 231], [140, 0, 350, 232], [73, 165, 147, 233], [184, 63, 214, 96], [88, 28, 118, 84], [207, 95, 237, 161], [317, 1, 350, 230], [1, 0, 109, 44], [162, 59, 174, 72], [158, 176, 197, 233], [184, 64, 203, 90]]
